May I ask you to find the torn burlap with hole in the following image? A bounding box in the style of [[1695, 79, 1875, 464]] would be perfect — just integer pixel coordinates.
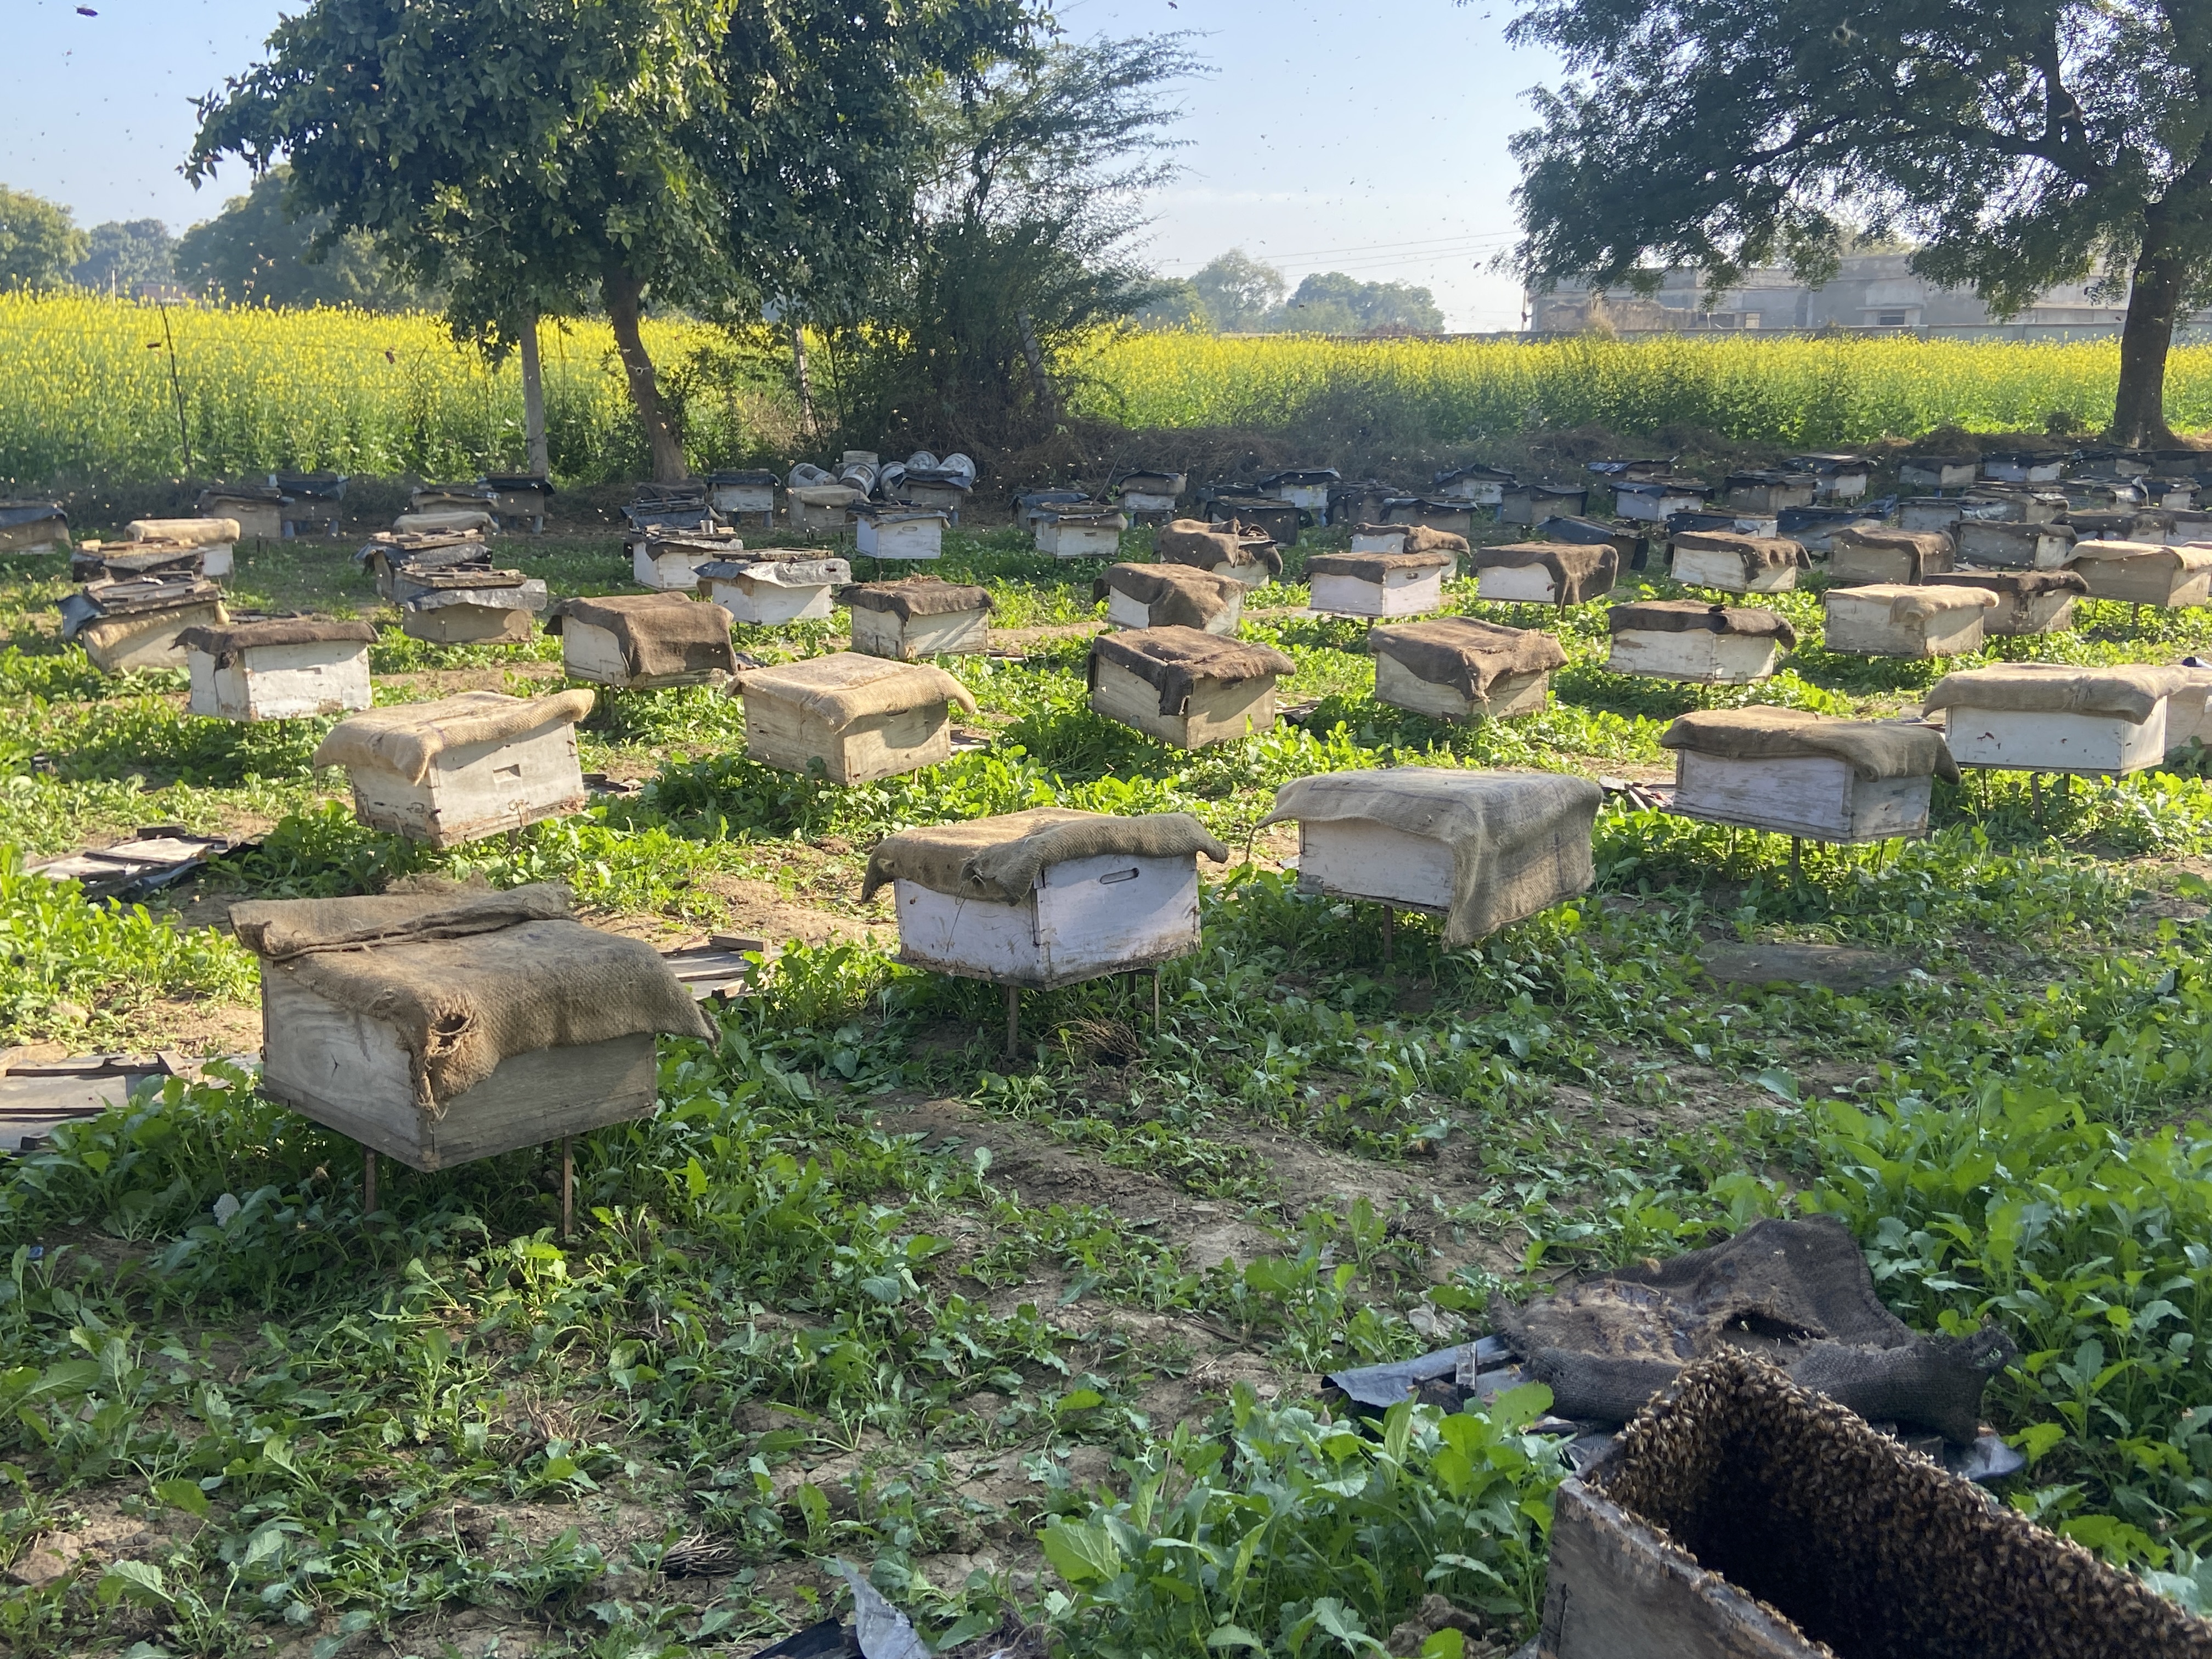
[[840, 577, 992, 619], [1830, 526, 1955, 581], [1369, 617, 1566, 703], [1156, 518, 1284, 577], [1088, 627, 1295, 716], [1093, 563, 1245, 631], [562, 593, 735, 679], [1588, 1351, 2210, 1659], [1607, 600, 1798, 647], [1503, 1217, 2015, 1444], [1257, 766, 1601, 945], [1672, 530, 1812, 583], [176, 617, 376, 665], [736, 652, 977, 730], [1923, 661, 2198, 724], [127, 518, 238, 546], [235, 880, 710, 1114], [312, 690, 595, 785], [1659, 708, 1960, 785], [862, 807, 1229, 903], [1471, 542, 1621, 605], [1305, 546, 1455, 579]]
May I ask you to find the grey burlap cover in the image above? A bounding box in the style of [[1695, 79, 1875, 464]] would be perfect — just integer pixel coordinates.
[[1257, 766, 1601, 945], [1941, 569, 2089, 600], [1471, 541, 1620, 605], [736, 652, 978, 729], [1831, 525, 1955, 580], [1672, 529, 1812, 582], [1591, 1350, 2212, 1659], [176, 617, 376, 664], [1089, 627, 1295, 716], [862, 807, 1229, 903], [840, 576, 992, 619], [1305, 546, 1455, 579], [2074, 539, 2212, 573], [232, 881, 712, 1114], [1923, 661, 2197, 725], [1156, 518, 1284, 578], [1607, 599, 1797, 647], [1093, 563, 1245, 631], [1503, 1217, 2013, 1444], [1660, 708, 1961, 786], [312, 690, 596, 785], [562, 592, 736, 679], [1369, 617, 1566, 702]]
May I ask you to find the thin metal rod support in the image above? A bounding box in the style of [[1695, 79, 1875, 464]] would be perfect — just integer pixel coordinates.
[[561, 1136, 574, 1239], [362, 1148, 377, 1217], [1005, 983, 1020, 1060]]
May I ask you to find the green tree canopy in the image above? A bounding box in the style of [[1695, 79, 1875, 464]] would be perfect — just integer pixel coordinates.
[[1190, 249, 1286, 331], [0, 185, 88, 291], [1282, 271, 1445, 334], [173, 173, 422, 309], [1505, 0, 2212, 444], [72, 220, 177, 296]]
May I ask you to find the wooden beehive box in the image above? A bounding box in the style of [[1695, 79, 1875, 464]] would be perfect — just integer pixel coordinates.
[[1116, 470, 1186, 517], [1256, 467, 1340, 514], [1499, 482, 1590, 526], [1348, 523, 1410, 554], [1370, 616, 1565, 720], [1723, 470, 1818, 514], [555, 592, 736, 689], [1385, 496, 1481, 538], [854, 505, 947, 561], [1035, 507, 1128, 558], [787, 483, 865, 533], [634, 532, 735, 591], [1432, 464, 1515, 506], [1827, 525, 1955, 586], [1936, 568, 2085, 636], [1605, 600, 1793, 684], [1980, 450, 2064, 484], [398, 569, 548, 644], [0, 500, 69, 554], [866, 808, 1223, 990], [1088, 627, 1294, 749], [2152, 477, 2199, 511], [2065, 478, 2148, 512], [60, 576, 229, 673], [1094, 563, 1244, 635], [842, 576, 992, 659], [1306, 546, 1455, 618], [1669, 530, 1808, 595], [71, 542, 202, 584], [1899, 455, 1977, 492], [312, 689, 595, 846], [1157, 519, 1280, 588], [183, 617, 377, 722], [2071, 539, 2212, 606], [1659, 707, 1949, 843], [200, 488, 285, 541], [1928, 663, 2190, 775], [704, 470, 777, 524], [1210, 495, 1303, 548], [1823, 583, 1996, 658], [1963, 484, 2067, 522], [698, 552, 851, 624], [1786, 452, 1871, 500], [483, 474, 551, 531], [1956, 518, 2076, 569], [1895, 496, 1961, 533], [1612, 477, 1711, 523], [1014, 490, 1087, 529], [737, 652, 975, 784], [128, 517, 238, 579]]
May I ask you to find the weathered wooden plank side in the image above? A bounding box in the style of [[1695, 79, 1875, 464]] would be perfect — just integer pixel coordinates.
[[1944, 704, 2170, 775], [1373, 655, 1548, 720], [188, 639, 374, 721], [742, 693, 952, 784], [848, 606, 990, 660], [347, 725, 586, 847], [1605, 630, 1780, 685], [1296, 819, 1456, 912], [1672, 752, 1931, 842], [1090, 656, 1277, 748], [889, 854, 1201, 988]]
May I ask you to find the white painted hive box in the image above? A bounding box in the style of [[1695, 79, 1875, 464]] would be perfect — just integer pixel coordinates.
[[1035, 510, 1128, 558], [1369, 616, 1565, 721], [1305, 548, 1454, 618], [1088, 626, 1293, 749], [1094, 563, 1244, 636], [1822, 584, 1996, 658], [1827, 527, 1954, 588], [1659, 707, 1951, 843], [634, 537, 730, 591], [312, 689, 595, 847], [737, 651, 976, 784], [1472, 541, 1621, 608], [842, 577, 992, 661], [63, 577, 229, 674], [788, 486, 864, 532], [1669, 531, 1807, 595], [705, 474, 776, 520], [556, 592, 736, 689], [2070, 540, 2212, 607], [184, 618, 376, 721], [1956, 519, 2075, 569], [130, 517, 238, 579], [699, 554, 851, 624], [855, 508, 947, 561], [1927, 662, 2196, 776], [1604, 601, 1793, 684]]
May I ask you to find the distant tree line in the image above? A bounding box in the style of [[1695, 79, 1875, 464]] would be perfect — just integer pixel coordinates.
[[1139, 249, 1446, 335]]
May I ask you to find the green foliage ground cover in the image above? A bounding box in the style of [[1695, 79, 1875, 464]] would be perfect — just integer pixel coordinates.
[[9, 522, 2212, 1656]]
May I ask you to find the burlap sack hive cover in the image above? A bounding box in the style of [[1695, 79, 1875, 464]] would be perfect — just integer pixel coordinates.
[[1257, 766, 1601, 945], [232, 880, 713, 1114], [127, 517, 240, 547], [736, 651, 977, 730], [176, 617, 376, 665], [1923, 661, 2200, 725], [863, 807, 1229, 904], [1088, 626, 1295, 716], [561, 592, 736, 679], [1660, 707, 1961, 785], [2073, 538, 2212, 574], [1830, 524, 1955, 580], [1155, 518, 1284, 577], [1671, 529, 1812, 582], [1092, 563, 1246, 631], [1305, 546, 1457, 580], [1829, 583, 2001, 624], [1369, 616, 1567, 702], [1606, 599, 1797, 646], [1470, 541, 1620, 605], [312, 690, 596, 785], [839, 575, 992, 619]]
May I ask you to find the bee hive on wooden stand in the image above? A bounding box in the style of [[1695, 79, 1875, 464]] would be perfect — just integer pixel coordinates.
[[1500, 481, 1592, 526], [1604, 600, 1795, 684], [841, 576, 992, 660], [1899, 454, 1978, 492], [273, 472, 346, 537], [482, 474, 551, 532], [697, 551, 851, 624], [704, 470, 777, 524], [1927, 663, 2197, 776], [1088, 627, 1294, 749], [1093, 563, 1244, 635], [1823, 583, 1997, 658], [357, 529, 488, 599], [1432, 464, 1515, 506], [1014, 490, 1089, 532], [1669, 530, 1809, 595], [0, 500, 69, 554], [634, 531, 737, 592], [199, 485, 286, 542], [236, 883, 713, 1175], [182, 617, 377, 722], [1369, 616, 1566, 720], [551, 592, 735, 690], [1827, 525, 1955, 587], [1156, 518, 1282, 588], [1258, 767, 1602, 944], [398, 568, 549, 644], [126, 517, 239, 579], [1956, 518, 2077, 569], [1257, 467, 1341, 518], [2069, 539, 2212, 607], [1034, 506, 1128, 558], [1938, 568, 2087, 635], [59, 574, 228, 673], [1305, 543, 1458, 619], [1658, 708, 1955, 843], [854, 505, 948, 561], [1114, 470, 1186, 519], [313, 690, 595, 847], [1469, 541, 1628, 606], [787, 483, 865, 533], [736, 652, 977, 784], [1723, 470, 1818, 515]]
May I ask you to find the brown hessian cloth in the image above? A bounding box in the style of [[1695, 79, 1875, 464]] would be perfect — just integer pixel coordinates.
[[177, 617, 377, 665], [1369, 616, 1567, 702], [1830, 524, 1955, 581], [735, 652, 978, 730], [862, 807, 1229, 904], [1660, 706, 1960, 785], [312, 690, 596, 785], [1672, 529, 1812, 583], [839, 576, 993, 619], [561, 592, 736, 679], [1156, 518, 1284, 578], [1470, 541, 1621, 605], [1922, 661, 2199, 725], [1607, 600, 1798, 647], [1305, 547, 1456, 579], [1088, 625, 1296, 716], [1093, 563, 1246, 630]]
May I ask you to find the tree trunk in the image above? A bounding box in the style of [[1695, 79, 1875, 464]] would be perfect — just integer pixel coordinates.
[[2111, 242, 2185, 449], [1017, 310, 1059, 424], [789, 322, 816, 438], [519, 306, 550, 478], [603, 266, 688, 482]]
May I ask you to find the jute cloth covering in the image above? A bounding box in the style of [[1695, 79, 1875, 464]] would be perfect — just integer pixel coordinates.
[[1830, 524, 1955, 580], [2073, 538, 2212, 573], [840, 576, 992, 619], [1659, 707, 1960, 785], [1304, 546, 1455, 579], [1589, 1349, 2212, 1658], [1369, 616, 1566, 702], [1156, 518, 1284, 577], [1506, 1217, 2013, 1445], [736, 652, 977, 730], [177, 617, 376, 665], [1671, 529, 1812, 582], [1093, 563, 1245, 631], [393, 508, 498, 536], [232, 879, 711, 1114], [1470, 541, 1620, 605], [1088, 626, 1295, 716], [862, 807, 1229, 903], [1923, 661, 2198, 725], [312, 690, 595, 785], [127, 518, 239, 546], [1829, 582, 2001, 623], [1607, 599, 1797, 646], [1940, 568, 2088, 599], [562, 592, 736, 679], [1257, 765, 1601, 945], [1400, 524, 1469, 556]]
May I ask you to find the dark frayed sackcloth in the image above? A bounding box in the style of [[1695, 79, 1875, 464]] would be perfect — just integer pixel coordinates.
[[1369, 617, 1566, 704], [1829, 583, 1999, 624], [1470, 541, 1620, 605], [1401, 524, 1469, 556], [839, 577, 992, 619], [562, 592, 736, 679], [1587, 1351, 2212, 1659], [863, 807, 1229, 903], [1660, 707, 1960, 786], [1940, 568, 2088, 600], [736, 652, 978, 730], [176, 617, 375, 665], [312, 690, 596, 785], [1156, 518, 1283, 578], [1305, 546, 1455, 580], [1503, 1216, 2013, 1444], [1257, 766, 1601, 945], [233, 881, 712, 1113], [1830, 525, 1955, 580], [1093, 563, 1245, 631], [1923, 661, 2199, 725], [1671, 529, 1811, 583], [1088, 626, 1295, 716], [1607, 600, 1798, 648]]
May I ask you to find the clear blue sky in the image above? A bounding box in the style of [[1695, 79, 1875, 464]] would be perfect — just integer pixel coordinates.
[[1, 0, 1560, 331]]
